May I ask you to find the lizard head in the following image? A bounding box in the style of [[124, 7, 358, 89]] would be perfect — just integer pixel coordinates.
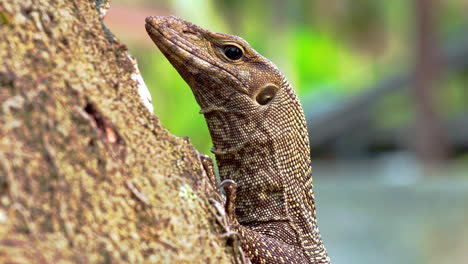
[[146, 16, 307, 155], [145, 16, 292, 112]]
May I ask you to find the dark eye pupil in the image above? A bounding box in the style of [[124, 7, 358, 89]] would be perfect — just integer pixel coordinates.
[[224, 45, 243, 60], [256, 86, 277, 105]]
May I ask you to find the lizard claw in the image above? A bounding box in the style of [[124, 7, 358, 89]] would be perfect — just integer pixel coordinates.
[[197, 152, 218, 191], [218, 179, 237, 221], [209, 198, 230, 231], [219, 179, 236, 189]]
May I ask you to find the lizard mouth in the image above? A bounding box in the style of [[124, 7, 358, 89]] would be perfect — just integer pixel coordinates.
[[145, 16, 249, 94], [145, 17, 197, 63], [145, 17, 201, 59]]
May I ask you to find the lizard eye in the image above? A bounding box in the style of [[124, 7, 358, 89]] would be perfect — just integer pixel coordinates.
[[223, 45, 243, 60], [256, 85, 278, 105]]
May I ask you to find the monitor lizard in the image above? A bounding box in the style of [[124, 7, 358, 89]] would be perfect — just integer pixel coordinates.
[[145, 16, 331, 264]]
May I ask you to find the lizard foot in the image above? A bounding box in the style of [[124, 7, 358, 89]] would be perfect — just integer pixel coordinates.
[[219, 179, 237, 221], [209, 197, 249, 264], [198, 153, 217, 188], [195, 151, 220, 194]]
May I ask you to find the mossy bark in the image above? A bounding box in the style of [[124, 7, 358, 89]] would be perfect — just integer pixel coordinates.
[[0, 0, 230, 263]]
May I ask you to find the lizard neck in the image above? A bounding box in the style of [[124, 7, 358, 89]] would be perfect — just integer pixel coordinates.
[[204, 83, 328, 261]]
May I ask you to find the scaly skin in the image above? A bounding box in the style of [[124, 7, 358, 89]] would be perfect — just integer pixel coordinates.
[[145, 16, 330, 264]]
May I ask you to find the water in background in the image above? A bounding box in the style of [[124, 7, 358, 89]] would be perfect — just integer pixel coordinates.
[[314, 152, 468, 264]]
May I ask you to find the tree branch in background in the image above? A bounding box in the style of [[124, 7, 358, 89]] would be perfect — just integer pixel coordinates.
[[412, 0, 449, 162]]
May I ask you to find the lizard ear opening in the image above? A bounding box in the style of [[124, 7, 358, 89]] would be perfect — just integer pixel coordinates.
[[256, 84, 278, 105]]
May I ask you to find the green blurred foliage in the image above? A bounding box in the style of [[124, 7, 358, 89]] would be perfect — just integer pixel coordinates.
[[137, 47, 213, 154], [115, 0, 467, 156]]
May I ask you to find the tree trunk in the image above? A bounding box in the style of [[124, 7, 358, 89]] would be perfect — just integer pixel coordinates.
[[0, 0, 232, 263], [412, 0, 449, 162]]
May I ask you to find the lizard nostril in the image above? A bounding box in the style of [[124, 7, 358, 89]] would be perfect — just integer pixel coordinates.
[[182, 29, 194, 34], [182, 29, 200, 39]]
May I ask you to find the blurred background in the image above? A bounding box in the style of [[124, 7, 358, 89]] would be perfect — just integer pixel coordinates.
[[105, 0, 468, 263]]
